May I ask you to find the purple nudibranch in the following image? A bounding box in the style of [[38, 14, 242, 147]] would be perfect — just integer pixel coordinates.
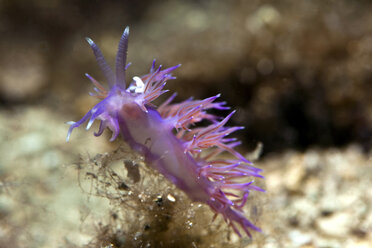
[[67, 26, 264, 237]]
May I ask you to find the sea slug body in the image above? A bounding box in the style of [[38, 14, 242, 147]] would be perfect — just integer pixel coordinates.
[[67, 27, 265, 237]]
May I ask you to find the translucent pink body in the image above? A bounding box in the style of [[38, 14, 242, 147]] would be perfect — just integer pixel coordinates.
[[119, 104, 213, 202]]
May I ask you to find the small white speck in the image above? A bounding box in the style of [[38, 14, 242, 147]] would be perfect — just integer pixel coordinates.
[[86, 118, 94, 130], [167, 194, 176, 202], [132, 76, 145, 93], [85, 37, 94, 46]]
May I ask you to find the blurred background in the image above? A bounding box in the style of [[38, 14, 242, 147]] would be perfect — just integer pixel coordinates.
[[0, 0, 371, 247]]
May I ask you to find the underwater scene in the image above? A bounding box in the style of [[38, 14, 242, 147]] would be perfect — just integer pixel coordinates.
[[0, 0, 371, 247]]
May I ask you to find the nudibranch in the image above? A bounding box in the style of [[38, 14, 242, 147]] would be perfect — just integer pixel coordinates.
[[67, 27, 264, 237]]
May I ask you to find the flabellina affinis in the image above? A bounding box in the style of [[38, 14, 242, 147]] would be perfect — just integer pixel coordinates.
[[67, 27, 264, 237]]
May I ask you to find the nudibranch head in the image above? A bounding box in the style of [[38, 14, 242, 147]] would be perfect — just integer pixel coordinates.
[[66, 27, 180, 142]]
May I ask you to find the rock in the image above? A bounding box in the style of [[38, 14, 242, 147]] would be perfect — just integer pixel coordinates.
[[284, 156, 305, 192], [288, 230, 312, 246], [291, 198, 318, 227], [316, 212, 353, 237]]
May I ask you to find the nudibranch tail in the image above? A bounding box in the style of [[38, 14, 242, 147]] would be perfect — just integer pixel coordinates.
[[66, 26, 264, 238]]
